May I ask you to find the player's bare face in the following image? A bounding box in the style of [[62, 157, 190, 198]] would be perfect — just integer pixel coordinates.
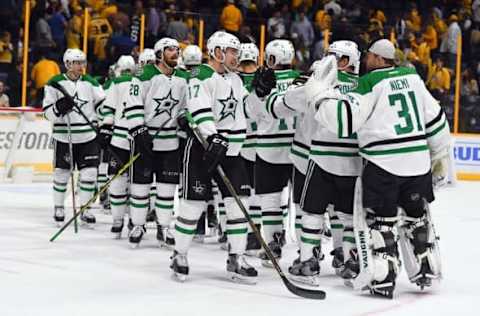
[[224, 47, 239, 71], [164, 46, 179, 67], [365, 52, 379, 72], [67, 61, 85, 79]]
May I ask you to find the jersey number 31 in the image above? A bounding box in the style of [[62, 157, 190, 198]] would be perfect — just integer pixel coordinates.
[[389, 91, 423, 135]]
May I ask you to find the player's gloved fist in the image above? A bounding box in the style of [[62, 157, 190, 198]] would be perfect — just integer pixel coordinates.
[[177, 113, 189, 131], [54, 97, 75, 116], [252, 67, 276, 98], [203, 133, 228, 173], [131, 125, 153, 157], [98, 124, 113, 150]]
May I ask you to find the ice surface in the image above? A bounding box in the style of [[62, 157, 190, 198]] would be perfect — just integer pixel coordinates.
[[0, 182, 478, 316]]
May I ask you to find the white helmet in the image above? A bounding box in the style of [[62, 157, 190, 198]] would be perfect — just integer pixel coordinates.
[[328, 40, 361, 74], [182, 45, 202, 66], [63, 48, 86, 69], [239, 43, 259, 64], [206, 31, 240, 62], [116, 55, 136, 74], [265, 39, 294, 67], [138, 48, 156, 67], [154, 37, 180, 60]]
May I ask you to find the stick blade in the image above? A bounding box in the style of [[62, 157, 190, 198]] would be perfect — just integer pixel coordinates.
[[283, 276, 326, 300]]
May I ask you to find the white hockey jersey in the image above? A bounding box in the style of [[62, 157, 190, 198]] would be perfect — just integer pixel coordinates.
[[239, 72, 257, 162], [43, 74, 105, 144], [188, 64, 248, 157], [309, 70, 362, 176], [126, 64, 188, 151], [249, 69, 300, 164], [317, 66, 451, 176], [102, 75, 136, 151]]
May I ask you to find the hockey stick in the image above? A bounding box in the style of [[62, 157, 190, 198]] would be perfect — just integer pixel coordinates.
[[185, 112, 326, 300], [66, 115, 78, 233]]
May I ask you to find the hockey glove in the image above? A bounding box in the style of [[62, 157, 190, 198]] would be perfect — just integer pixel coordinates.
[[54, 97, 75, 116], [252, 67, 276, 98], [203, 133, 228, 173], [431, 147, 450, 189], [131, 125, 153, 157], [98, 125, 113, 150]]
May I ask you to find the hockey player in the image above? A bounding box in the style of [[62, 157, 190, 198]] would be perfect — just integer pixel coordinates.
[[97, 63, 120, 215], [138, 48, 156, 69], [249, 39, 299, 267], [181, 45, 202, 71], [43, 48, 105, 226], [273, 41, 362, 285], [171, 31, 257, 283], [126, 38, 188, 248], [312, 39, 450, 298], [98, 55, 137, 238], [237, 42, 262, 255]]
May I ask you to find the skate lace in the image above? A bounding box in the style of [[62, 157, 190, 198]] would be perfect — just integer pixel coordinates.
[[239, 255, 253, 269], [175, 253, 188, 266]]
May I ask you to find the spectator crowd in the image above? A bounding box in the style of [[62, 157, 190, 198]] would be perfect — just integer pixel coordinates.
[[0, 0, 479, 131]]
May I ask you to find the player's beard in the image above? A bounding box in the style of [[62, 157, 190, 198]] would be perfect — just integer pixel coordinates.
[[164, 57, 178, 68]]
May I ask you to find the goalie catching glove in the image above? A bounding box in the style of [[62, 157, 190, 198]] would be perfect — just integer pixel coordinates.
[[203, 133, 228, 173]]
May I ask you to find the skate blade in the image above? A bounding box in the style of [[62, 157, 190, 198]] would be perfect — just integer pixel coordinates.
[[158, 241, 174, 250], [193, 236, 205, 243], [171, 272, 187, 282], [129, 242, 141, 249], [112, 232, 122, 240], [80, 222, 95, 229], [227, 272, 257, 285], [288, 274, 320, 287], [261, 259, 281, 269], [55, 221, 64, 228], [220, 243, 228, 251]]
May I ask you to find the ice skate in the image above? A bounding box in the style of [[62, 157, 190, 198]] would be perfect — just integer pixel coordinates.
[[226, 254, 258, 284], [288, 247, 322, 287], [111, 218, 124, 239], [157, 225, 175, 249], [330, 247, 344, 276], [129, 225, 145, 249], [100, 191, 111, 215], [54, 206, 65, 226], [170, 251, 189, 282], [80, 209, 96, 228], [258, 232, 282, 268], [245, 225, 261, 257]]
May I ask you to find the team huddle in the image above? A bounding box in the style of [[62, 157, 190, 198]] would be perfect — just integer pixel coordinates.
[[42, 31, 450, 299]]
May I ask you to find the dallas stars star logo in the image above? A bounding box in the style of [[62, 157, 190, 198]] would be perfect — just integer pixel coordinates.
[[152, 90, 179, 119], [218, 88, 238, 121], [72, 93, 88, 113]]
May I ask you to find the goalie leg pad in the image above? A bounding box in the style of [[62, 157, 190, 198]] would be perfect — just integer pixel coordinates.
[[399, 208, 442, 287]]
